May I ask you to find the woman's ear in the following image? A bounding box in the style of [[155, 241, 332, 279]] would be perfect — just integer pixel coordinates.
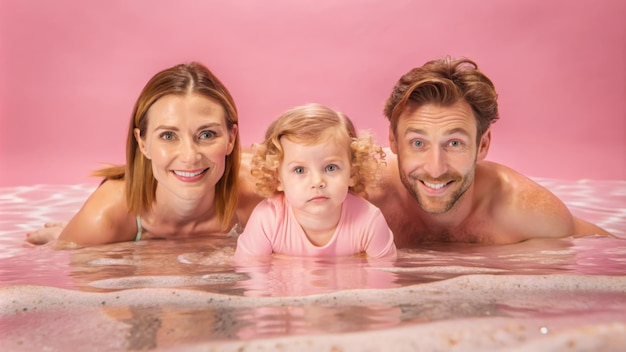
[[134, 128, 150, 159], [226, 124, 238, 156]]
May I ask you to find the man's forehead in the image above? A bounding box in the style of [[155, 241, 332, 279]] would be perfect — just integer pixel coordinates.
[[400, 101, 474, 122]]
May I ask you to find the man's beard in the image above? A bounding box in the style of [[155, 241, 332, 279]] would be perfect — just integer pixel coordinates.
[[398, 164, 475, 214]]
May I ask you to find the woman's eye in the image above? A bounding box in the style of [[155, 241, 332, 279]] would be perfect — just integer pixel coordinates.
[[326, 164, 339, 172], [199, 131, 216, 140], [160, 132, 176, 140]]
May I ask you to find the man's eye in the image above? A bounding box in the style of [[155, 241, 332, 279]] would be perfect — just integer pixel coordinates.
[[160, 132, 175, 140], [412, 140, 423, 147], [449, 140, 463, 147], [326, 164, 339, 172]]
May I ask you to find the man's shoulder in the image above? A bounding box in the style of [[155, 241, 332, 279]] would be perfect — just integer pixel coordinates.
[[475, 160, 535, 194], [479, 160, 564, 194], [473, 160, 574, 241]]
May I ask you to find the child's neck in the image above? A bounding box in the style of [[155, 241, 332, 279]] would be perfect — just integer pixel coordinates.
[[303, 227, 336, 247], [293, 206, 342, 247]]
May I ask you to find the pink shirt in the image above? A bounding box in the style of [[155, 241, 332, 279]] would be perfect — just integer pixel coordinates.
[[235, 193, 397, 259]]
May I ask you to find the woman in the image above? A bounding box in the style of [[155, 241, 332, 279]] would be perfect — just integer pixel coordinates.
[[27, 62, 250, 247]]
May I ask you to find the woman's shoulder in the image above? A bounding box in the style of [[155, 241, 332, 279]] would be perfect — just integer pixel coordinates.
[[57, 179, 136, 245], [86, 179, 128, 212]]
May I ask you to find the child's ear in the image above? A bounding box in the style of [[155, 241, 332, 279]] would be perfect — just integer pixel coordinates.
[[276, 177, 284, 192], [349, 174, 357, 188]]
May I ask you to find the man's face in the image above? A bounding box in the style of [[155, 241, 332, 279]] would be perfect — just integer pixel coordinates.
[[389, 101, 490, 214]]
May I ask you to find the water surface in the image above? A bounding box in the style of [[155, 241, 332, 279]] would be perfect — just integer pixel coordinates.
[[0, 180, 625, 351]]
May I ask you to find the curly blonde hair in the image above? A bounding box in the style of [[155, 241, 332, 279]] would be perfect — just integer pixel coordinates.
[[251, 103, 385, 199]]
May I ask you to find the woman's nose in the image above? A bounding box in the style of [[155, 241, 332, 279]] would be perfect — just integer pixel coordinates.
[[179, 139, 201, 162]]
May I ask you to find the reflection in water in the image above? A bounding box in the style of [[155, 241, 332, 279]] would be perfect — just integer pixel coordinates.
[[122, 306, 162, 350], [1, 235, 625, 351], [233, 255, 399, 297], [0, 181, 625, 350]]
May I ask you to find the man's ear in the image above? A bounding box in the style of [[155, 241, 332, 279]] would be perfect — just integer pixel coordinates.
[[134, 128, 150, 159], [477, 128, 491, 161], [388, 126, 398, 154]]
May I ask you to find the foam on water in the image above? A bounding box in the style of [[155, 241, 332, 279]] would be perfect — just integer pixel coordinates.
[[0, 180, 625, 351]]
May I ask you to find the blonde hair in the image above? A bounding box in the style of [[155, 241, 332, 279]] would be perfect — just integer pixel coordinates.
[[92, 62, 240, 231], [251, 103, 385, 198]]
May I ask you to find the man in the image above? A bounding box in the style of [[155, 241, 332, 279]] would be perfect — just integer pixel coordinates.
[[367, 57, 612, 247]]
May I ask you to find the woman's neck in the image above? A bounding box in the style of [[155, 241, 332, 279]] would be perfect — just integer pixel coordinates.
[[151, 185, 218, 226]]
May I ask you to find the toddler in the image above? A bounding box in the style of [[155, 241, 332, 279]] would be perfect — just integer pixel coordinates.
[[234, 103, 397, 259]]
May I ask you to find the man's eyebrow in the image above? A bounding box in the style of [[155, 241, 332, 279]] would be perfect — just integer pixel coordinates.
[[404, 127, 427, 136], [445, 127, 471, 137], [404, 127, 471, 137], [154, 125, 179, 131]]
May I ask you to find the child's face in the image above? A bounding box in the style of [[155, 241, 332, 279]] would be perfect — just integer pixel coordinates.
[[277, 136, 351, 221]]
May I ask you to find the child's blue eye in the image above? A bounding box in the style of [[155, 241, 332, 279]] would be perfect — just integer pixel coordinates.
[[294, 167, 305, 174], [326, 164, 339, 172]]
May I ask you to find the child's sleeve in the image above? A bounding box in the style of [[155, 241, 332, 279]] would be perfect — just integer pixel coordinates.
[[234, 200, 275, 261], [364, 210, 397, 259]]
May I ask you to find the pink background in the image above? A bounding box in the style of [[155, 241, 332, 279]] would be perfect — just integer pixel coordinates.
[[1, 0, 624, 186]]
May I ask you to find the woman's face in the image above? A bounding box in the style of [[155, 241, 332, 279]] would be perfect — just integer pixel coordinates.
[[135, 93, 237, 201]]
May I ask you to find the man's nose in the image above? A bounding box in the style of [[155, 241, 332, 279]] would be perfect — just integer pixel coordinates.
[[423, 147, 447, 178]]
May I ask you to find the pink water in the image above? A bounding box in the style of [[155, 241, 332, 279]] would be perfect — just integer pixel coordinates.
[[0, 179, 625, 351]]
